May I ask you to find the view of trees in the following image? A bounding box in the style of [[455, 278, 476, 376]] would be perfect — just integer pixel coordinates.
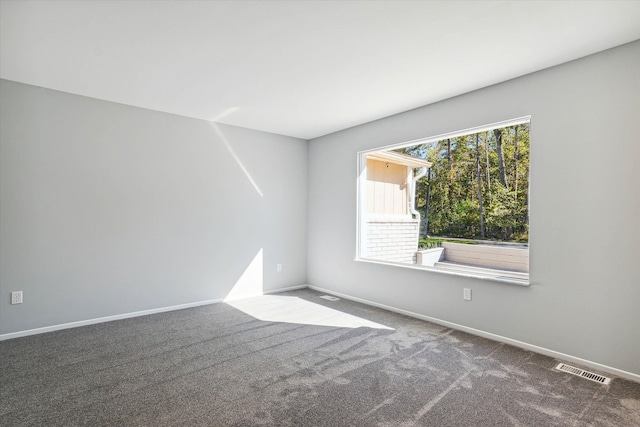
[[397, 123, 530, 242]]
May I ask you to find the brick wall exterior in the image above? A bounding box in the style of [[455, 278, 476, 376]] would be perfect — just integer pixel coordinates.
[[364, 218, 419, 264]]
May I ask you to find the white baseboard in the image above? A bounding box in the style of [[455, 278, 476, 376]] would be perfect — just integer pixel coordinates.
[[263, 284, 309, 294], [0, 284, 309, 341], [307, 285, 640, 384], [0, 298, 224, 341]]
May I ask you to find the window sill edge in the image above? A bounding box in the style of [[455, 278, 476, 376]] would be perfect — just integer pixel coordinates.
[[354, 257, 530, 287]]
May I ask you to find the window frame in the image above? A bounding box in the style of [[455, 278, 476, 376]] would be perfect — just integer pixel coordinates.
[[355, 116, 532, 286]]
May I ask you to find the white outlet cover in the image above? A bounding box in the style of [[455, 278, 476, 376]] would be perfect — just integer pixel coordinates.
[[463, 288, 472, 301], [11, 291, 23, 304]]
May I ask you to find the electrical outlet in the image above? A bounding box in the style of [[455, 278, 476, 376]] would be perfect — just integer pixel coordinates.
[[276, 263, 282, 272], [11, 291, 23, 304], [463, 288, 471, 301]]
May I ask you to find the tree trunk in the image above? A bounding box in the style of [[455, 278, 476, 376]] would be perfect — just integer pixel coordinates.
[[447, 138, 453, 235], [513, 126, 519, 201], [484, 131, 490, 190], [476, 134, 485, 239], [422, 168, 432, 238], [525, 183, 530, 226], [494, 128, 508, 187]]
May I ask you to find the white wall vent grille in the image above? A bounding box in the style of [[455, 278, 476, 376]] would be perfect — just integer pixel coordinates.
[[555, 363, 611, 385]]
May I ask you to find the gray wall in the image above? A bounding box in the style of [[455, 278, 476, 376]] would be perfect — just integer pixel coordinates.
[[308, 41, 640, 375], [2, 42, 639, 376], [0, 80, 308, 334]]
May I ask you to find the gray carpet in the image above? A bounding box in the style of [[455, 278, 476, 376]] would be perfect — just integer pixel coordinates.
[[1, 288, 639, 426]]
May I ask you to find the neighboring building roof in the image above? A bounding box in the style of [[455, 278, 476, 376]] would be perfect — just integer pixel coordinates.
[[367, 151, 432, 168]]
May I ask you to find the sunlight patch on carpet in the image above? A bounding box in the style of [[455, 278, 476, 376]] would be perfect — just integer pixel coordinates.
[[227, 295, 393, 330]]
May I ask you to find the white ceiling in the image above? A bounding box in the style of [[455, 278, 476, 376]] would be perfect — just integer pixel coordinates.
[[2, 1, 640, 140]]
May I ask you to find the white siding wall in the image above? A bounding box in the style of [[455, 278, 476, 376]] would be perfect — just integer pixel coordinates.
[[365, 219, 419, 263]]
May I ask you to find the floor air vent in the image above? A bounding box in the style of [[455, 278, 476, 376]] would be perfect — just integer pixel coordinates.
[[319, 295, 340, 301], [555, 363, 611, 385]]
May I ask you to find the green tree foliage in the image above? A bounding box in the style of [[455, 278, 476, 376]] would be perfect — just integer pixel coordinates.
[[397, 124, 529, 242]]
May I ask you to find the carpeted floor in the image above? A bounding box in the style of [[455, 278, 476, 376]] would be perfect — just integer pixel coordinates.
[[1, 288, 639, 426]]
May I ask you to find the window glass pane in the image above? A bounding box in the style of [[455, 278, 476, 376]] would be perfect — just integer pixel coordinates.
[[357, 119, 530, 283]]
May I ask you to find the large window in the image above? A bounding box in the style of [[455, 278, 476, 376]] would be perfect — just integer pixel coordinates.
[[357, 117, 531, 284]]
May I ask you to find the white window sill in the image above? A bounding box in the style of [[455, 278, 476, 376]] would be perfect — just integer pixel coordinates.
[[355, 257, 530, 286]]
